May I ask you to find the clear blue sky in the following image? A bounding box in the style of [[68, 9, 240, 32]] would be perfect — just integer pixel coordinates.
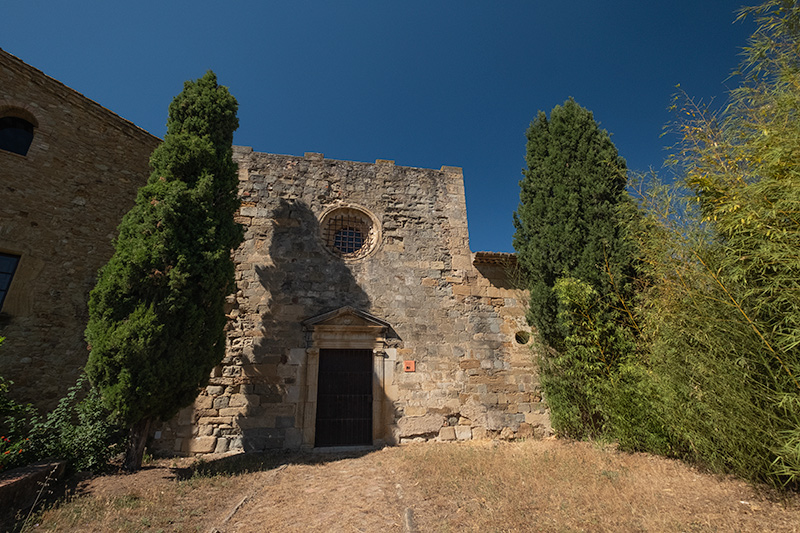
[[3, 1, 755, 252]]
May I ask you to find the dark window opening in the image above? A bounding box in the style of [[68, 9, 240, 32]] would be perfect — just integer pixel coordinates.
[[0, 116, 35, 156], [333, 227, 364, 255], [0, 253, 20, 311]]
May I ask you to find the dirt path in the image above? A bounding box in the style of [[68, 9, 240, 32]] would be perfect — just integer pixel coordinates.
[[12, 440, 800, 532], [226, 449, 409, 533]]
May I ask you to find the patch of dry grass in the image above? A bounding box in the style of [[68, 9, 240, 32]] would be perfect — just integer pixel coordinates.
[[11, 463, 252, 533], [402, 439, 800, 532]]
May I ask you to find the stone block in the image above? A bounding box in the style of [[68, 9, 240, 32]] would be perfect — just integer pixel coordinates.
[[197, 416, 233, 426], [486, 411, 507, 431], [471, 427, 488, 440], [525, 412, 552, 430], [276, 415, 295, 429], [229, 436, 244, 451], [213, 396, 230, 409], [397, 414, 445, 438], [455, 426, 472, 441], [438, 426, 456, 441], [214, 438, 229, 454], [452, 284, 473, 296], [229, 393, 260, 407], [219, 407, 249, 417], [285, 384, 300, 403], [241, 364, 279, 380], [287, 348, 306, 365], [452, 254, 472, 270], [188, 437, 217, 454], [235, 414, 276, 430], [404, 405, 427, 417], [283, 428, 302, 448], [194, 395, 213, 410]]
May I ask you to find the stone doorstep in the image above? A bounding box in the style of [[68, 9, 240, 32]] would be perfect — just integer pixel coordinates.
[[0, 460, 66, 515]]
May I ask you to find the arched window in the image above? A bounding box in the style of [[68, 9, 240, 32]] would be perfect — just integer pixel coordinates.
[[0, 115, 35, 156]]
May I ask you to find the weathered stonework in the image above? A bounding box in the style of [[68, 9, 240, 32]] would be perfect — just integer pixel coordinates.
[[0, 50, 550, 450], [0, 48, 160, 408], [154, 148, 549, 454]]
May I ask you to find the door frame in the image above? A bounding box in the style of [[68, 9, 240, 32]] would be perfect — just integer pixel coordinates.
[[300, 307, 394, 448]]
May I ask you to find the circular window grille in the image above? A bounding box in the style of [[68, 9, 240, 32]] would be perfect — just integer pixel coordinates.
[[320, 206, 379, 259]]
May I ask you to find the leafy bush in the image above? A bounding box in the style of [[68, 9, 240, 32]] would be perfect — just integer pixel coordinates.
[[27, 374, 126, 472], [0, 372, 124, 473], [0, 376, 33, 471], [541, 277, 673, 454]]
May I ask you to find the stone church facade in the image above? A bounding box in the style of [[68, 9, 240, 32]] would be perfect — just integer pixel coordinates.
[[1, 49, 549, 454]]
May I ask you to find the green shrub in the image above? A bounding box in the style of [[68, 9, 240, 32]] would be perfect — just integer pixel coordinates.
[[0, 373, 124, 473], [542, 277, 673, 454], [0, 375, 34, 471]]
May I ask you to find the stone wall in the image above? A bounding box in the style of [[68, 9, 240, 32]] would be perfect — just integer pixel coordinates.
[[0, 49, 160, 408], [154, 148, 549, 454], [0, 50, 549, 447]]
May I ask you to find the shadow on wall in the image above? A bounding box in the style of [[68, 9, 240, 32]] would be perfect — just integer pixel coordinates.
[[256, 198, 372, 330], [238, 198, 378, 451]]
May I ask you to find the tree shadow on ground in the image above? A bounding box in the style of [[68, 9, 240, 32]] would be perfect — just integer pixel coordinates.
[[171, 447, 380, 480]]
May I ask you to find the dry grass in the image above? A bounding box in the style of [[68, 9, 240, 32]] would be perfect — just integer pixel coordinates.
[[10, 464, 252, 532], [7, 439, 800, 532], [403, 439, 800, 532]]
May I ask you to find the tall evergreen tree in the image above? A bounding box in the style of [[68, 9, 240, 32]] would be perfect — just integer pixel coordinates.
[[85, 72, 242, 471], [513, 98, 630, 350]]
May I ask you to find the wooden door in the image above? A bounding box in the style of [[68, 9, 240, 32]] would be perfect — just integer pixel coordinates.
[[315, 349, 373, 447]]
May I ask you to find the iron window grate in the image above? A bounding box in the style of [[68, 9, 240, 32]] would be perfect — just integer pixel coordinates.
[[323, 211, 372, 258]]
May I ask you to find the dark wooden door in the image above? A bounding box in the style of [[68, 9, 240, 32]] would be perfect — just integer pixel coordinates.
[[315, 349, 373, 447]]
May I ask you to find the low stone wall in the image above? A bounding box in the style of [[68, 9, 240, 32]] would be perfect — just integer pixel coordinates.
[[0, 460, 66, 518]]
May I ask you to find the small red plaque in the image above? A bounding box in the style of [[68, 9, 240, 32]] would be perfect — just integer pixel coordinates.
[[403, 360, 415, 372]]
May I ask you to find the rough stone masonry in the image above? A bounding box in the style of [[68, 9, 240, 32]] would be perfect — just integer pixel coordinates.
[[0, 48, 550, 454], [154, 148, 550, 455]]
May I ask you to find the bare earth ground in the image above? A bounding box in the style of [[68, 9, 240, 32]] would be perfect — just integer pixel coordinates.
[[7, 439, 800, 532]]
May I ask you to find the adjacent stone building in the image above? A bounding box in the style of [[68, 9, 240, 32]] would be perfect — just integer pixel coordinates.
[[0, 49, 549, 452], [0, 48, 160, 408]]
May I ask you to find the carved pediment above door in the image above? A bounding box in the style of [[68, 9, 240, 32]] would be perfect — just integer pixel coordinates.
[[302, 306, 391, 350]]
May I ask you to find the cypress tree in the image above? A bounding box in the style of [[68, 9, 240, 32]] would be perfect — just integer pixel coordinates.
[[513, 98, 630, 350], [85, 71, 242, 471]]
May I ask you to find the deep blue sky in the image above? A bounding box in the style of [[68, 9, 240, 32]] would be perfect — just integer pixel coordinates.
[[3, 2, 755, 252]]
